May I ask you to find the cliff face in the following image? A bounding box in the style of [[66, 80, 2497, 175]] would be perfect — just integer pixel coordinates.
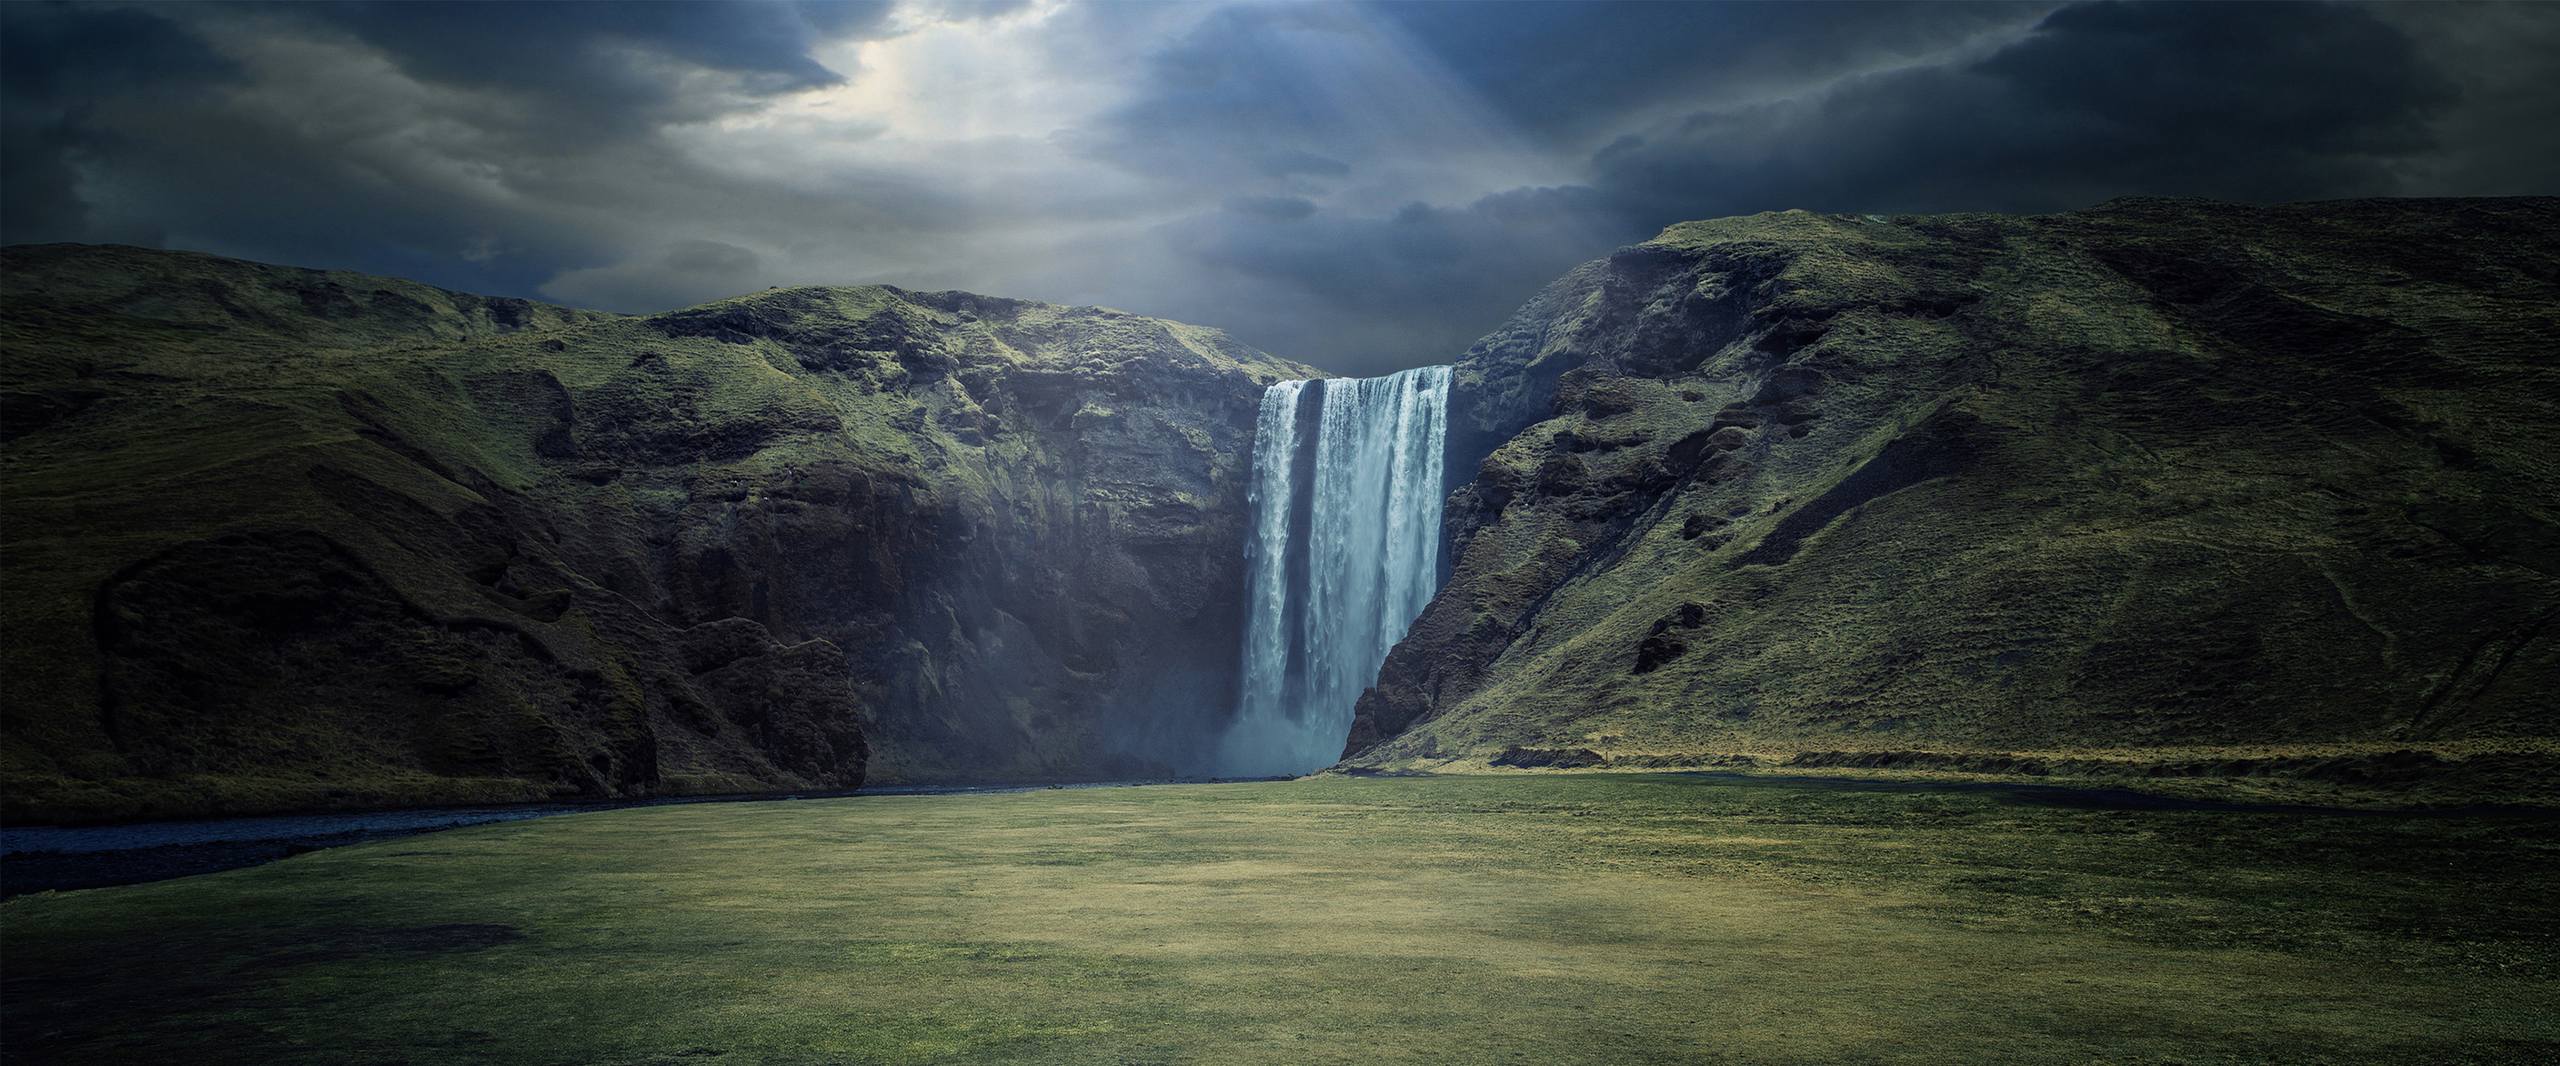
[[11, 198, 2555, 818], [2, 245, 1311, 821], [1350, 198, 2560, 768]]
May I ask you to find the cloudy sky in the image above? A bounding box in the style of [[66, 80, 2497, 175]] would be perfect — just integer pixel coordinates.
[[6, 1, 2555, 374]]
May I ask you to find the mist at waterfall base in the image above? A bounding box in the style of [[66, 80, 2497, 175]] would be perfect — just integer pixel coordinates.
[[1211, 367, 1453, 778]]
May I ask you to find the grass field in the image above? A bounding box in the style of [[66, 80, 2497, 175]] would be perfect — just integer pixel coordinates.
[[5, 773, 2556, 1064]]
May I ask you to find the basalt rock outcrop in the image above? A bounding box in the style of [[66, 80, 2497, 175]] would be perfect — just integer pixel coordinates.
[[2, 245, 1310, 821], [1348, 198, 2560, 768]]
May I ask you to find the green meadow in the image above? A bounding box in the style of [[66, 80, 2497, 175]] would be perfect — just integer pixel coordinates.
[[6, 773, 2555, 1064]]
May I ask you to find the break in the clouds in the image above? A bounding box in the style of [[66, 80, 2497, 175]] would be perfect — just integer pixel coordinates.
[[5, 1, 2555, 375]]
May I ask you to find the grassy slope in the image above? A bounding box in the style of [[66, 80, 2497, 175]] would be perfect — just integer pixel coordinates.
[[1353, 198, 2560, 787], [3, 245, 628, 815], [5, 773, 2555, 1063], [1, 246, 1311, 822]]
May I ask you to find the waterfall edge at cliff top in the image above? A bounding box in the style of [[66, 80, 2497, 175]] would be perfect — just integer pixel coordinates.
[[1215, 365, 1451, 778]]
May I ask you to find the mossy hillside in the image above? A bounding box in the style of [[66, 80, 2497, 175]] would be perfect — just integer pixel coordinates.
[[621, 284, 1321, 787], [1354, 198, 2560, 778], [2, 246, 1314, 822], [5, 774, 2553, 1063], [4, 249, 620, 810]]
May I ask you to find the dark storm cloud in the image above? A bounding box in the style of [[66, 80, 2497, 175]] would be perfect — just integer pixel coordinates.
[[4, 1, 2554, 376], [2379, 1, 2560, 196], [0, 2, 240, 243], [1059, 1, 1652, 371], [1073, 3, 1482, 190], [1588, 0, 2462, 223], [0, 0, 889, 296], [289, 1, 884, 135], [1361, 0, 2051, 146], [0, 1, 236, 99]]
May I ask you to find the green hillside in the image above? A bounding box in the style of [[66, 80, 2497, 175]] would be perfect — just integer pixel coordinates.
[[8, 197, 2554, 820], [1, 245, 1310, 822], [1350, 198, 2560, 793]]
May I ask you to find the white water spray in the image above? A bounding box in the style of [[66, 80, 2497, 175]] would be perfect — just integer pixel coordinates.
[[1215, 366, 1450, 777]]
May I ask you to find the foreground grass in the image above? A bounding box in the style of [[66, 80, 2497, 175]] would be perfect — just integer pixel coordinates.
[[5, 774, 2556, 1064]]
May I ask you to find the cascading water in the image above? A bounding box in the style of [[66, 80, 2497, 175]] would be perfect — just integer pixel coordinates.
[[1215, 366, 1451, 777]]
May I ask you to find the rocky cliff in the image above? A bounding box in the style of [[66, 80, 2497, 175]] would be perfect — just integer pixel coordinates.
[[1348, 198, 2560, 777], [10, 198, 2555, 820], [1, 245, 1311, 822]]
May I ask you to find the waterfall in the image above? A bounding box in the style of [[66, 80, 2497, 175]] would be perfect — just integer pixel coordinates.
[[1216, 366, 1451, 777]]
